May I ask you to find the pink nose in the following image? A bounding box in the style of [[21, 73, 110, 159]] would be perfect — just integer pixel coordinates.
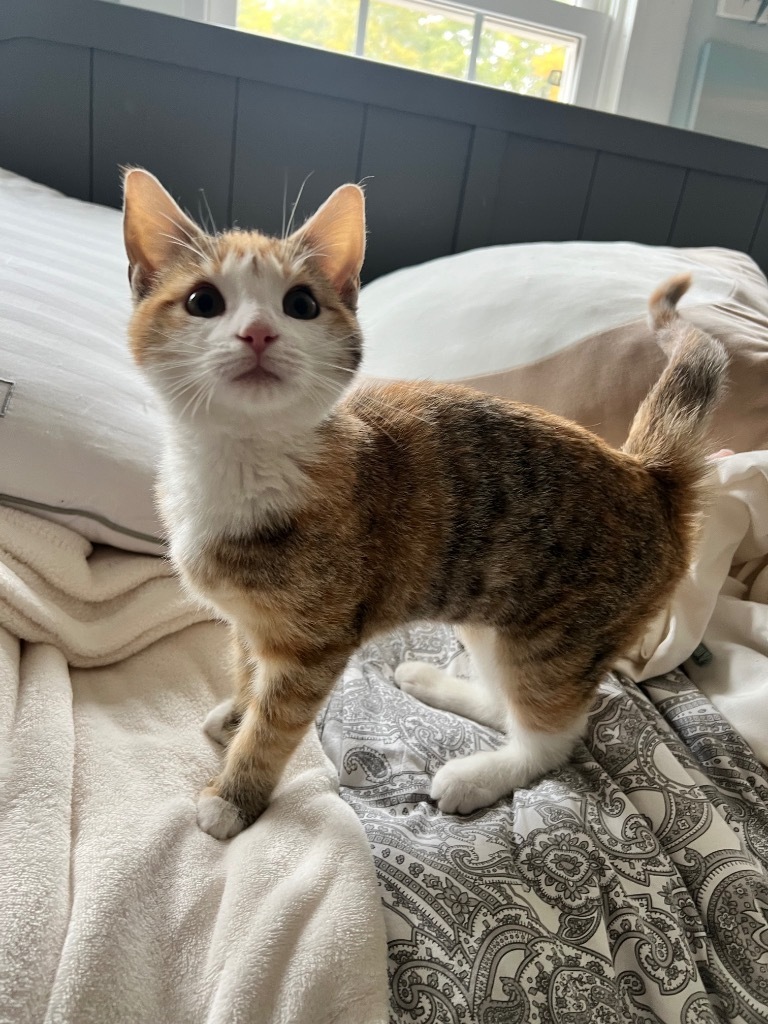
[[237, 322, 279, 354]]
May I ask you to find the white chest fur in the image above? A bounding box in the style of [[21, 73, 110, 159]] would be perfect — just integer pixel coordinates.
[[158, 422, 312, 577]]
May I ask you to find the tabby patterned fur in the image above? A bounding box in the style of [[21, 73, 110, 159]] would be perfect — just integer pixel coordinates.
[[122, 169, 728, 839]]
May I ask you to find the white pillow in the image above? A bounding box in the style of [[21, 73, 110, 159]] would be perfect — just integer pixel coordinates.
[[0, 169, 164, 553]]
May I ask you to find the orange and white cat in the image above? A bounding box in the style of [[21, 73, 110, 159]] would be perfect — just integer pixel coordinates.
[[123, 169, 727, 839]]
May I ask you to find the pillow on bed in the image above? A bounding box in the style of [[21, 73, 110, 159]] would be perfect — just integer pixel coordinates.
[[0, 169, 164, 553], [358, 242, 768, 453]]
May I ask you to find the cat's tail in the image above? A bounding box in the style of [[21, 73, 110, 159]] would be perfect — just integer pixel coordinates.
[[623, 273, 728, 499]]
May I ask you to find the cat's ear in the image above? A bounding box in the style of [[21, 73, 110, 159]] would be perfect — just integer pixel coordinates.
[[293, 184, 366, 306], [122, 168, 205, 296]]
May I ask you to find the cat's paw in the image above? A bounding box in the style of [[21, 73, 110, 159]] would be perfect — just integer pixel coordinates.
[[431, 755, 507, 815], [196, 789, 248, 840], [394, 661, 445, 701], [202, 699, 240, 746]]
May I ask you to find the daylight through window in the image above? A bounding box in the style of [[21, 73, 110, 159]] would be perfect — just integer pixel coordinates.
[[236, 0, 581, 103]]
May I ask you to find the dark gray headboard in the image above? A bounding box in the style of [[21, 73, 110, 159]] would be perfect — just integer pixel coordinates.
[[3, 0, 768, 281]]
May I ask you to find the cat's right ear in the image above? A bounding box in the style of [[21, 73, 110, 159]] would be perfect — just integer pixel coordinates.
[[122, 168, 204, 297]]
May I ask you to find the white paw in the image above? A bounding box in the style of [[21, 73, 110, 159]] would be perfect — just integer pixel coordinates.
[[196, 793, 247, 840], [431, 759, 501, 814], [203, 699, 239, 746], [394, 661, 443, 701]]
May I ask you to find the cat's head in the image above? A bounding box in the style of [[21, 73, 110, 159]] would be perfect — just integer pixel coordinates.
[[122, 168, 365, 433]]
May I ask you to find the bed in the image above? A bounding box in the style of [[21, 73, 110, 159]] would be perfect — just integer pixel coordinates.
[[1, 3, 768, 1023]]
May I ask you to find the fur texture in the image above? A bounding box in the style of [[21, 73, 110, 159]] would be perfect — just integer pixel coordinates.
[[122, 170, 728, 837]]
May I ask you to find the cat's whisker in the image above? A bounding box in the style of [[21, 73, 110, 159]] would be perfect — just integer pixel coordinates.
[[288, 239, 331, 269], [301, 370, 406, 442], [361, 408, 400, 448], [285, 173, 314, 239], [160, 233, 213, 266], [299, 362, 439, 432], [157, 357, 212, 385], [177, 387, 205, 420], [298, 367, 349, 397], [311, 360, 357, 375], [304, 384, 345, 415], [296, 370, 352, 414], [176, 376, 205, 411], [197, 189, 217, 237], [353, 390, 434, 431], [158, 212, 216, 262], [152, 334, 211, 356], [190, 378, 216, 420], [204, 379, 218, 416], [163, 376, 207, 401]]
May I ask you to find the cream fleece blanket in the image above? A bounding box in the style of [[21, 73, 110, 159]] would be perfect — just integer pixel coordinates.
[[619, 450, 768, 765], [0, 506, 389, 1024]]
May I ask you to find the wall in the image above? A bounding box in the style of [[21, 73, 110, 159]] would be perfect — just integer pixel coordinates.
[[670, 1, 768, 137], [613, 0, 693, 124], [109, 0, 768, 149]]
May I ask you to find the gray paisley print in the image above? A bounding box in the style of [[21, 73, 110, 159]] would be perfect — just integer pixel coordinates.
[[318, 624, 768, 1024]]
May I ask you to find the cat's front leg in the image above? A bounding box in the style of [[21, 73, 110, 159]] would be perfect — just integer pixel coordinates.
[[202, 699, 242, 746], [196, 649, 350, 839], [202, 629, 252, 746]]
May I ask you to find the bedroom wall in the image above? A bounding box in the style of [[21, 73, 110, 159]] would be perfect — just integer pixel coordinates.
[[670, 2, 768, 131], [110, 0, 768, 153], [3, 0, 768, 281], [109, 0, 768, 154], [611, 0, 694, 126]]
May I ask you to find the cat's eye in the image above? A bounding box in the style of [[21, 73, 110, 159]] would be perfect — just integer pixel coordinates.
[[283, 286, 320, 321], [185, 285, 225, 319]]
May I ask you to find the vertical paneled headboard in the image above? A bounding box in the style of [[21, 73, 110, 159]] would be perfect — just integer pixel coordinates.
[[2, 0, 768, 280]]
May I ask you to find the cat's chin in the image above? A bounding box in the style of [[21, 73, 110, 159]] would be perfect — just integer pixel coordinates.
[[167, 384, 335, 435]]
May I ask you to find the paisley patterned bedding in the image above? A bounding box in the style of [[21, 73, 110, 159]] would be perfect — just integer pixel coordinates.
[[319, 625, 768, 1024]]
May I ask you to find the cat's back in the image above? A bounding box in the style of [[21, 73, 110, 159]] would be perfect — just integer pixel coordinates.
[[344, 379, 621, 483], [342, 378, 679, 627]]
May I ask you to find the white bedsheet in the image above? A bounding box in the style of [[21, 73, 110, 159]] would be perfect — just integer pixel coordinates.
[[620, 450, 768, 765], [0, 506, 389, 1024]]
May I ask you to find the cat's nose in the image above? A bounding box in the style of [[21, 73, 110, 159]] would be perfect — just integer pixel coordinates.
[[237, 322, 279, 354]]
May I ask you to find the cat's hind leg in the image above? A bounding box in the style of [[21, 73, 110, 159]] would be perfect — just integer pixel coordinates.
[[429, 625, 595, 814], [394, 646, 507, 732]]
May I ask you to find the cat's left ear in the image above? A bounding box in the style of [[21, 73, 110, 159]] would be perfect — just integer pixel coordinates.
[[293, 184, 366, 306], [122, 168, 206, 297]]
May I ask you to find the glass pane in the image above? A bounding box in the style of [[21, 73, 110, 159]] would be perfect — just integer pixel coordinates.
[[364, 0, 474, 80], [237, 0, 358, 55], [474, 20, 578, 102]]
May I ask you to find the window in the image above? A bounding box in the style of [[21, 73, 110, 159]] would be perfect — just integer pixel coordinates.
[[474, 18, 578, 102], [363, 0, 474, 81], [234, 0, 610, 106], [113, 0, 613, 109], [236, 0, 358, 54]]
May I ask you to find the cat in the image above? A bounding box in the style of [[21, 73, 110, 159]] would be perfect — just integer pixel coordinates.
[[122, 168, 728, 840]]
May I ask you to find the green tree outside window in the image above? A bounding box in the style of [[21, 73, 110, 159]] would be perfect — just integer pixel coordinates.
[[237, 0, 571, 102]]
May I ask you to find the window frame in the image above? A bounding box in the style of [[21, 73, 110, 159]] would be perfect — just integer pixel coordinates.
[[149, 0, 614, 109], [354, 0, 596, 104]]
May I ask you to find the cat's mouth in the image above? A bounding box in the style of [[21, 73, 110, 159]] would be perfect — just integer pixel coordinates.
[[232, 365, 282, 387]]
